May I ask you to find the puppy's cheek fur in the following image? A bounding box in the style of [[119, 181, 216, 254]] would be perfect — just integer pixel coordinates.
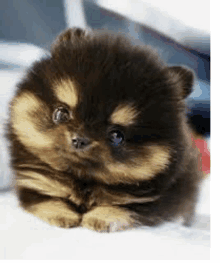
[[10, 92, 73, 170], [34, 128, 72, 171], [81, 206, 137, 232], [94, 145, 171, 184], [10, 92, 53, 149], [26, 200, 81, 228]]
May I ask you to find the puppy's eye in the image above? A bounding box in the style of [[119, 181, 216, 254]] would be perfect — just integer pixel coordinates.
[[53, 107, 70, 124], [109, 130, 124, 146]]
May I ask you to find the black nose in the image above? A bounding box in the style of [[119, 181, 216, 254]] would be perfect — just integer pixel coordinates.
[[72, 137, 90, 149]]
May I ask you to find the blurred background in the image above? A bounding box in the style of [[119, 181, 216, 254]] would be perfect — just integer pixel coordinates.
[[0, 0, 210, 189]]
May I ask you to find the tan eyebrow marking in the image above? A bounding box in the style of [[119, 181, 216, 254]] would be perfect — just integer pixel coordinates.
[[53, 78, 78, 108], [110, 104, 139, 126]]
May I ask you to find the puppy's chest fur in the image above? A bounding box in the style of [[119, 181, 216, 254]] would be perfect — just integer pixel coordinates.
[[15, 166, 153, 231], [7, 28, 203, 232], [14, 145, 198, 232]]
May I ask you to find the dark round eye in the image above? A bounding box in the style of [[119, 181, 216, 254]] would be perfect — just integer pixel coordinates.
[[109, 130, 124, 146], [53, 107, 70, 124]]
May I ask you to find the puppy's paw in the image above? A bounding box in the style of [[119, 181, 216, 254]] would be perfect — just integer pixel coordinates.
[[81, 206, 135, 232], [46, 216, 79, 229], [83, 217, 111, 232], [27, 200, 81, 228]]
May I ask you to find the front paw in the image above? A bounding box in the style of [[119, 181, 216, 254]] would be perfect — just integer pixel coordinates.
[[83, 218, 132, 232], [81, 206, 136, 232], [27, 200, 81, 228], [46, 216, 79, 228], [83, 217, 111, 232]]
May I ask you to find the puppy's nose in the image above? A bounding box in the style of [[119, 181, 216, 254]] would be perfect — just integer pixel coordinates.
[[72, 137, 90, 149]]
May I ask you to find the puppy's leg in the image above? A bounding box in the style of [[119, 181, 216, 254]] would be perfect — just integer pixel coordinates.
[[183, 208, 196, 227], [182, 200, 196, 227], [17, 188, 80, 228]]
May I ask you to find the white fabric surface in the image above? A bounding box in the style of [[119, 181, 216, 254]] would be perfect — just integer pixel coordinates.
[[0, 43, 210, 260]]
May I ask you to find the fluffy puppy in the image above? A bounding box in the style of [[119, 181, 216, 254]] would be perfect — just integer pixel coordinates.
[[6, 28, 203, 232]]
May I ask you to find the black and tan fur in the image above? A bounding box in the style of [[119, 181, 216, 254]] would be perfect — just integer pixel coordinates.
[[6, 28, 203, 232]]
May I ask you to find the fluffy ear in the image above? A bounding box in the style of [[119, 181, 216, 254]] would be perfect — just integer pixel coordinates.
[[51, 27, 89, 54], [168, 66, 195, 99]]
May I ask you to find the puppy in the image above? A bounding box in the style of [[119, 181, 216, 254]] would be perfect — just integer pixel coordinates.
[[6, 28, 203, 232]]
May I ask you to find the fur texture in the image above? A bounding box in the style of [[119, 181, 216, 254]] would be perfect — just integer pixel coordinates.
[[6, 28, 203, 232]]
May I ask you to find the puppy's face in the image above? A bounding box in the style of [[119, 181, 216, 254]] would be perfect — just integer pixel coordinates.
[[10, 29, 194, 185]]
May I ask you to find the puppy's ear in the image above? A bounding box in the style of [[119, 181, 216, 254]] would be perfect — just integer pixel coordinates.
[[168, 66, 195, 99], [51, 27, 89, 54]]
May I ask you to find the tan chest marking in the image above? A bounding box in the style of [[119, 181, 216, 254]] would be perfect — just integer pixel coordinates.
[[98, 188, 160, 206], [16, 170, 81, 205]]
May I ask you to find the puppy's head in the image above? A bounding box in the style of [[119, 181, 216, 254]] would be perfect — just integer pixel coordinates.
[[10, 28, 194, 184]]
